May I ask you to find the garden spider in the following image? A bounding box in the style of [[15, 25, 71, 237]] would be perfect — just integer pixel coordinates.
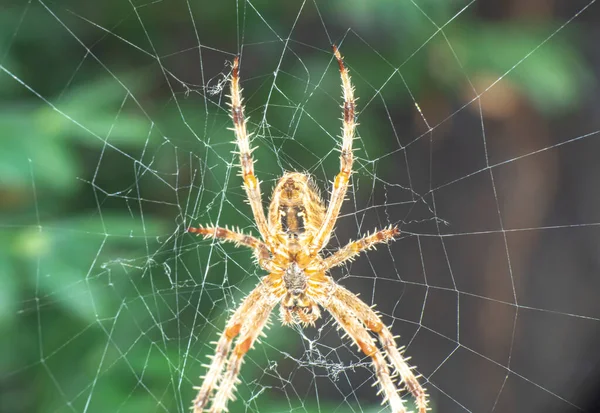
[[188, 46, 428, 413]]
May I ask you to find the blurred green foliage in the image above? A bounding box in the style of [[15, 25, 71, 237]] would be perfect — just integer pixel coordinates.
[[0, 0, 591, 412]]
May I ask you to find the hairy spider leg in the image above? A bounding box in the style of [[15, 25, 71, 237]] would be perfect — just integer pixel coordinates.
[[324, 289, 408, 413], [192, 284, 262, 412], [310, 45, 356, 253], [187, 225, 276, 272], [230, 56, 273, 248], [333, 283, 429, 413], [319, 226, 400, 271], [192, 275, 281, 413], [208, 287, 278, 413]]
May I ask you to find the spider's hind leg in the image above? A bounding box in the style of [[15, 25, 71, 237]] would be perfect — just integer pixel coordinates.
[[208, 290, 277, 413], [325, 294, 408, 413], [333, 283, 429, 413], [192, 285, 260, 412], [192, 275, 280, 413]]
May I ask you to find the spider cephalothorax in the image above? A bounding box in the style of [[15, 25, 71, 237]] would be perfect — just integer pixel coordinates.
[[280, 261, 321, 326], [188, 46, 428, 413]]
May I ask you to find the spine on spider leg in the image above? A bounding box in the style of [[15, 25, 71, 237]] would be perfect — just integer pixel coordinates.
[[192, 284, 270, 413], [327, 295, 408, 413], [228, 55, 272, 246], [192, 332, 234, 413], [209, 348, 246, 412], [328, 283, 425, 412], [332, 44, 355, 178], [230, 56, 254, 177], [379, 327, 429, 413], [320, 226, 400, 270], [310, 46, 358, 252], [352, 226, 400, 255], [333, 45, 355, 201], [208, 301, 274, 413], [335, 284, 429, 412], [371, 354, 408, 413]]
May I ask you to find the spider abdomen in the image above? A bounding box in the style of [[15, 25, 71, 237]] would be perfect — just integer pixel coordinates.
[[280, 205, 306, 235], [268, 172, 325, 242]]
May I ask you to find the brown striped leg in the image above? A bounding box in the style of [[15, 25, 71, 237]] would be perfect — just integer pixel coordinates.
[[208, 293, 276, 413], [333, 284, 429, 413], [325, 293, 407, 413], [230, 57, 272, 247], [320, 227, 400, 270], [311, 45, 356, 253], [192, 280, 273, 413], [188, 225, 275, 272]]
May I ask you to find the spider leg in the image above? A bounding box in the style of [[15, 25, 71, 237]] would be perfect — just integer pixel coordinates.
[[230, 56, 273, 247], [188, 225, 276, 272], [192, 275, 280, 413], [319, 226, 399, 271], [333, 283, 429, 413], [325, 294, 408, 413], [209, 293, 277, 413], [310, 45, 356, 253]]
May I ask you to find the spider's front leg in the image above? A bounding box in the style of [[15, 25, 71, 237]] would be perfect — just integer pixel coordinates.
[[311, 45, 356, 253], [230, 57, 273, 248]]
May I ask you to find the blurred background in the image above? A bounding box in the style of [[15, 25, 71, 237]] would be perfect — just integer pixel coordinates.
[[1, 0, 600, 412]]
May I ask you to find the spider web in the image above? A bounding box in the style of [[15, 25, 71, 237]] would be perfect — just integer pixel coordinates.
[[2, 0, 600, 412]]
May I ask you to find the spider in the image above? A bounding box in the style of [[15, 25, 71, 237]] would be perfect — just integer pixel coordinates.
[[188, 46, 428, 413]]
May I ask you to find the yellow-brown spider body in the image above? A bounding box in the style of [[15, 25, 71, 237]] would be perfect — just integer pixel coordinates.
[[188, 46, 428, 413], [269, 172, 327, 326], [269, 172, 324, 251]]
